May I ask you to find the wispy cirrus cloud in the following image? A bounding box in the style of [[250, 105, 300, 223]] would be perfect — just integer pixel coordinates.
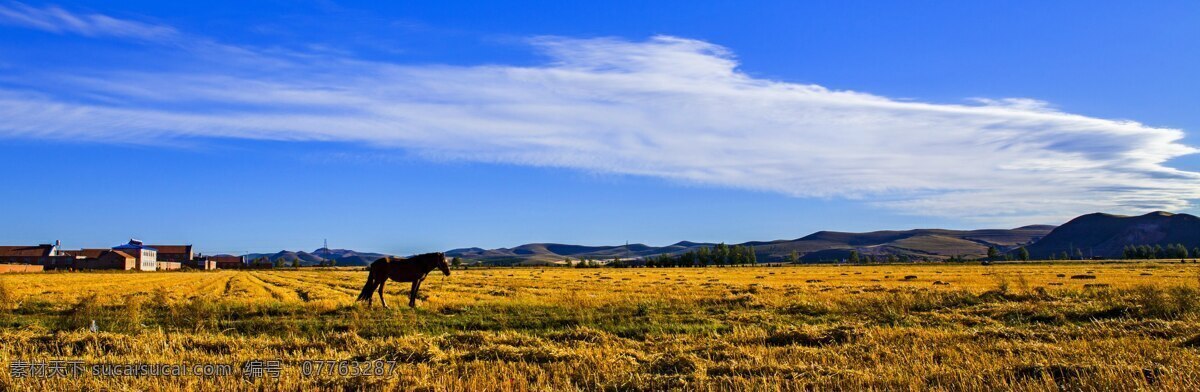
[[0, 2, 175, 41], [0, 4, 1198, 224]]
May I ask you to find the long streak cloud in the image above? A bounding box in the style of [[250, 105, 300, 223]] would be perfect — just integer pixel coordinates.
[[1, 3, 1198, 223]]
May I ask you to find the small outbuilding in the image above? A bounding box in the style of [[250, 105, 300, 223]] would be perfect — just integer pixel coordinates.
[[149, 244, 193, 264], [209, 255, 246, 269]]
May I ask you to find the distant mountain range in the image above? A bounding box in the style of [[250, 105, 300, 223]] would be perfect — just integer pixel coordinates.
[[446, 225, 1056, 265], [446, 242, 717, 266], [243, 248, 390, 266], [248, 211, 1200, 266]]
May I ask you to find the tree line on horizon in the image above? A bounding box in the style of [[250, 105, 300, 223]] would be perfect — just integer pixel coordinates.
[[248, 256, 339, 268], [541, 242, 1200, 268], [571, 243, 759, 268], [1025, 243, 1197, 261], [1122, 244, 1196, 260]]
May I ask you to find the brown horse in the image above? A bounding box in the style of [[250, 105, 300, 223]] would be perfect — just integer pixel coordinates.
[[356, 252, 450, 308]]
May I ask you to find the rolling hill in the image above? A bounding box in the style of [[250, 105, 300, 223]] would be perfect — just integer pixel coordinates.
[[1023, 211, 1200, 259], [756, 226, 1055, 262], [447, 225, 1056, 264]]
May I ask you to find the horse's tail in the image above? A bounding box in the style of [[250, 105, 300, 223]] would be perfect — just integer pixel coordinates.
[[356, 261, 382, 302]]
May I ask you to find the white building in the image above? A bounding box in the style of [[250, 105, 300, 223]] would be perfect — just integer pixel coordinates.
[[113, 239, 157, 271]]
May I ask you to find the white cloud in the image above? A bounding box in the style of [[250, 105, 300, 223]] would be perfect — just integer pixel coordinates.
[[0, 2, 176, 41], [0, 5, 1198, 224]]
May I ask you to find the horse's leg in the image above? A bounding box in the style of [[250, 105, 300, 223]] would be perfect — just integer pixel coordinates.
[[409, 279, 423, 307], [369, 275, 379, 306], [378, 278, 388, 309]]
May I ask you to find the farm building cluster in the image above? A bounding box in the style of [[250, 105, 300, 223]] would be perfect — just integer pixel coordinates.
[[0, 239, 249, 272]]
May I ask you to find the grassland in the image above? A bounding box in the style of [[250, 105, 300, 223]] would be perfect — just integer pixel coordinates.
[[2, 262, 1200, 390]]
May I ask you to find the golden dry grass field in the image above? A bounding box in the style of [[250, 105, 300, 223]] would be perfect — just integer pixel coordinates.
[[3, 262, 1200, 390]]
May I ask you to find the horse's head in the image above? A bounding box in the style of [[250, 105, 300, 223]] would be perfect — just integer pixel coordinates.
[[434, 252, 451, 276]]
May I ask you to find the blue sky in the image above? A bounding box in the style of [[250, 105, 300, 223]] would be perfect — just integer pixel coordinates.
[[1, 1, 1198, 255]]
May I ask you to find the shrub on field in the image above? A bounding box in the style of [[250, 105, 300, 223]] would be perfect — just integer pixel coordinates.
[[1014, 274, 1032, 293], [1183, 334, 1200, 348], [705, 363, 814, 378], [781, 301, 832, 317], [842, 290, 985, 325], [358, 337, 444, 363], [441, 331, 556, 350], [1169, 286, 1200, 313], [547, 326, 612, 344], [168, 296, 222, 331], [310, 374, 392, 391], [307, 299, 340, 313], [718, 363, 855, 381], [59, 294, 150, 334], [1127, 285, 1200, 319], [998, 304, 1068, 325], [151, 286, 173, 307], [326, 330, 367, 349], [178, 334, 237, 355], [848, 296, 907, 325], [973, 327, 1057, 342], [764, 325, 857, 347], [0, 279, 14, 311], [1068, 305, 1132, 322], [61, 294, 104, 331], [487, 288, 517, 297], [266, 335, 335, 354], [119, 294, 145, 331], [992, 275, 1010, 295], [688, 340, 751, 362], [705, 292, 762, 309], [16, 297, 54, 315], [490, 333, 548, 348], [459, 343, 573, 363], [646, 351, 704, 376], [34, 331, 137, 356], [439, 331, 490, 349], [1010, 363, 1092, 388]]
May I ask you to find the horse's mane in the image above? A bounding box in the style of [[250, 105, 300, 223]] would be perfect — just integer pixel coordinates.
[[407, 252, 445, 259], [389, 252, 444, 264]]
